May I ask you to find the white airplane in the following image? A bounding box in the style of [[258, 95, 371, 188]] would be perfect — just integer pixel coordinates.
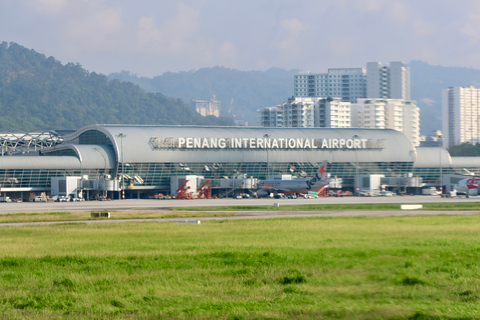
[[256, 161, 329, 197], [454, 176, 480, 198]]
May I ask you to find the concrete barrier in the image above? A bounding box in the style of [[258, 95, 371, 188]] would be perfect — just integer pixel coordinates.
[[400, 204, 423, 210], [91, 212, 110, 218], [174, 220, 201, 224]]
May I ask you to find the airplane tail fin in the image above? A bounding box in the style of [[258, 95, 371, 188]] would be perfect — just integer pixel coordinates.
[[316, 160, 328, 180]]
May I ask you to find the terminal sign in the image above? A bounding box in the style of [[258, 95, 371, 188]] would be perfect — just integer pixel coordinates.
[[150, 137, 385, 150]]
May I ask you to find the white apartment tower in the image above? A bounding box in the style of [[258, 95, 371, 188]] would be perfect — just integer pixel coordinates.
[[366, 62, 410, 100], [259, 97, 350, 128], [442, 86, 480, 148], [259, 106, 284, 127], [352, 99, 420, 146], [259, 97, 315, 128], [294, 68, 366, 103], [193, 99, 220, 117], [315, 97, 351, 128]]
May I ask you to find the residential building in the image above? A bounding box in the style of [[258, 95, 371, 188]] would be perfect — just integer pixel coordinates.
[[193, 99, 220, 117], [259, 97, 315, 128], [315, 97, 351, 128], [294, 68, 366, 103], [366, 61, 410, 100], [352, 99, 420, 146], [442, 86, 480, 148], [294, 61, 410, 103], [259, 106, 284, 127], [419, 130, 444, 147], [259, 97, 351, 128]]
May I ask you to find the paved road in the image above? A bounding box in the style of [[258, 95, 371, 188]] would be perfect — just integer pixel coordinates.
[[1, 208, 479, 227], [0, 195, 476, 214]]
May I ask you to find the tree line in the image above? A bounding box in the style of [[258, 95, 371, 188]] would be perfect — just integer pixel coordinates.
[[0, 42, 233, 132], [448, 142, 480, 156]]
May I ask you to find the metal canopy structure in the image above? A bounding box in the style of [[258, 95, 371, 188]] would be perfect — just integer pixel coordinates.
[[0, 131, 67, 155]]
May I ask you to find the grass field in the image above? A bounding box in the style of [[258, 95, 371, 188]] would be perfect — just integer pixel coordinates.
[[174, 201, 480, 212], [0, 210, 234, 224], [1, 215, 480, 319]]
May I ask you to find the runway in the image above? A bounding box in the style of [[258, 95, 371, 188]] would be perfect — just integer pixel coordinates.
[[0, 194, 476, 214]]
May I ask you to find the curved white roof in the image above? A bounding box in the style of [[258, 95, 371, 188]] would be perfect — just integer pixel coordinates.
[[1, 145, 115, 170], [413, 147, 452, 167], [64, 125, 416, 164], [451, 157, 480, 168], [0, 156, 81, 170]]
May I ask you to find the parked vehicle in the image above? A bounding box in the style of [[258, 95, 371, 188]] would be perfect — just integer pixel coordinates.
[[441, 190, 457, 198], [0, 196, 11, 202], [380, 191, 394, 196], [422, 187, 441, 195]]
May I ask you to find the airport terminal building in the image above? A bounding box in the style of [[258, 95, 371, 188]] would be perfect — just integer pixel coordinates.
[[0, 124, 478, 200]]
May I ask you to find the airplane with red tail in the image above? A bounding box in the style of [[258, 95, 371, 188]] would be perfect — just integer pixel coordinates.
[[454, 176, 480, 198], [256, 161, 329, 197]]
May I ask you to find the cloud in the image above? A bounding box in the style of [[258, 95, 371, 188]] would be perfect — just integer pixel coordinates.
[[62, 4, 124, 55], [422, 98, 436, 106], [328, 36, 353, 56], [3, 0, 480, 76], [137, 16, 163, 50], [413, 18, 436, 38], [272, 18, 308, 56], [280, 18, 307, 36], [385, 1, 410, 25], [136, 3, 203, 55], [459, 2, 480, 45], [355, 0, 387, 12], [219, 42, 238, 63], [31, 0, 68, 15]]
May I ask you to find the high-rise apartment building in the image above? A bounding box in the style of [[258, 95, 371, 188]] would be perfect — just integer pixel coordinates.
[[259, 97, 315, 128], [315, 97, 351, 128], [259, 106, 284, 127], [442, 86, 480, 148], [366, 62, 410, 100], [259, 97, 350, 128], [352, 99, 420, 146], [294, 62, 410, 102], [294, 68, 366, 103], [259, 97, 419, 146], [193, 99, 220, 117]]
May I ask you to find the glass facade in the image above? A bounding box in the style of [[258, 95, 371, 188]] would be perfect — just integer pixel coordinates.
[[0, 159, 473, 192], [116, 161, 415, 189], [0, 168, 108, 189], [79, 130, 112, 145]]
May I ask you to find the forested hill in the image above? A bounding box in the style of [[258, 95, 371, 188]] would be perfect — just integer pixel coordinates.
[[0, 42, 233, 132], [109, 67, 299, 126]]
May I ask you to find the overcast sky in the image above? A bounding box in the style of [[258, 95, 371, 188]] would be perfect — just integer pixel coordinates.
[[1, 0, 479, 77]]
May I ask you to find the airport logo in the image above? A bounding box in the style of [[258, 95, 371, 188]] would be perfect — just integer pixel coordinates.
[[150, 137, 385, 150]]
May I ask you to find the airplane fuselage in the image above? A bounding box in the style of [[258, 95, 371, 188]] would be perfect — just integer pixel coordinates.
[[256, 160, 329, 196], [454, 177, 480, 196], [258, 177, 327, 194]]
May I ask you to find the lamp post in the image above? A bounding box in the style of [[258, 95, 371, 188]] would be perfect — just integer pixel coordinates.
[[263, 133, 270, 179], [439, 135, 444, 192], [353, 135, 359, 195], [93, 147, 107, 199], [116, 133, 126, 199]]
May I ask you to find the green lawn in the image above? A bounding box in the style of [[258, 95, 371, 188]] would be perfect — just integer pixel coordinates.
[[0, 210, 234, 224], [1, 215, 480, 319], [174, 201, 480, 212]]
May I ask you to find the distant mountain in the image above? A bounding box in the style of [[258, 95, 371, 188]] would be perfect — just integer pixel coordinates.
[[112, 61, 480, 135], [0, 42, 233, 132], [409, 60, 480, 135], [109, 67, 299, 126]]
